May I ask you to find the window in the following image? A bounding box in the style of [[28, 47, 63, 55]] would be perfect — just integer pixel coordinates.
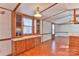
[[23, 16, 33, 34]]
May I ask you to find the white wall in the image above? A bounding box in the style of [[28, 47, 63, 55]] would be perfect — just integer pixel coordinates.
[[0, 40, 11, 56], [0, 9, 11, 39], [40, 21, 52, 42], [42, 21, 51, 33], [55, 24, 79, 36], [0, 9, 11, 56], [42, 34, 51, 42]]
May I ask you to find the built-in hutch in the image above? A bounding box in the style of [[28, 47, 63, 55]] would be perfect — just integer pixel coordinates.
[[12, 12, 41, 55]]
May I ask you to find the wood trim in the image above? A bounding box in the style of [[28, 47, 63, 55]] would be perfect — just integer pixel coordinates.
[[12, 12, 16, 38], [0, 7, 12, 12], [22, 15, 34, 35], [13, 3, 21, 12], [73, 9, 76, 24], [22, 14, 24, 36], [0, 38, 11, 41], [40, 3, 58, 13], [32, 17, 35, 34]]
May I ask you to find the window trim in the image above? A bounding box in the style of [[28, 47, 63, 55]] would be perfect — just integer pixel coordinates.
[[22, 16, 34, 35]]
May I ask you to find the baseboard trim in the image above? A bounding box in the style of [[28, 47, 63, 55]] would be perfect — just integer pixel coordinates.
[[6, 53, 12, 56], [0, 38, 11, 41]]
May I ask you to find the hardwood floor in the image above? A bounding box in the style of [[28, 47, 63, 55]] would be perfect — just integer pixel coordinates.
[[18, 36, 79, 56]]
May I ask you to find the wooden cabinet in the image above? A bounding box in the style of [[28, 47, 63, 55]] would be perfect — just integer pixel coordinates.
[[69, 36, 79, 48], [25, 37, 41, 50], [34, 37, 41, 46], [69, 36, 79, 55], [12, 12, 34, 38], [12, 37, 41, 56], [12, 13, 23, 38], [25, 38, 35, 50], [12, 40, 26, 55]]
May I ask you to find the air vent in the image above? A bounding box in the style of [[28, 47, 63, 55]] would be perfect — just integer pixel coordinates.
[[0, 11, 5, 14]]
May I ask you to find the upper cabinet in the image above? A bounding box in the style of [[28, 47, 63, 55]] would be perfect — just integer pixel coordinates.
[[16, 14, 23, 36], [12, 12, 41, 38], [12, 13, 23, 38]]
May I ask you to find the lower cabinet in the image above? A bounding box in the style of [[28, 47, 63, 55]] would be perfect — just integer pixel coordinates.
[[69, 36, 79, 48], [12, 40, 26, 55], [12, 37, 41, 55], [34, 37, 41, 46], [69, 36, 79, 55], [25, 38, 35, 50]]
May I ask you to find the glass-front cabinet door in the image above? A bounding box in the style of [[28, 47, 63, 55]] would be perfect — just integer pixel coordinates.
[[16, 14, 22, 36]]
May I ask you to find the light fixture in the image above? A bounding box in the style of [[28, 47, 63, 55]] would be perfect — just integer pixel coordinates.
[[34, 7, 42, 18]]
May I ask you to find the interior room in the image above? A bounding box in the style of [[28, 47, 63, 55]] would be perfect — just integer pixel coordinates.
[[0, 3, 79, 56]]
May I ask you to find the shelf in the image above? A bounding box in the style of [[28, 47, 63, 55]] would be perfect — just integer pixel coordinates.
[[36, 20, 40, 34]]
